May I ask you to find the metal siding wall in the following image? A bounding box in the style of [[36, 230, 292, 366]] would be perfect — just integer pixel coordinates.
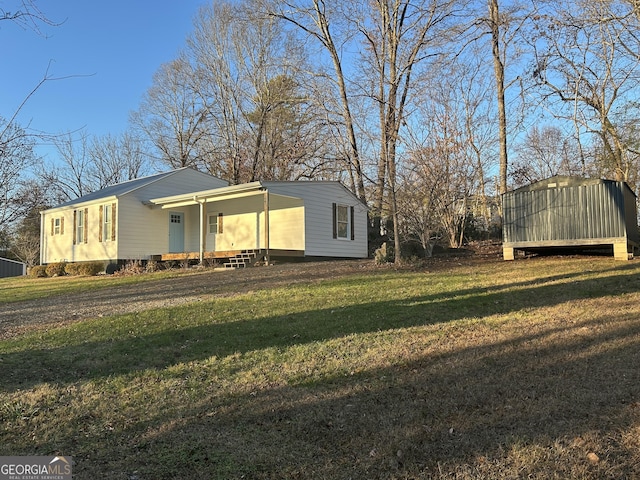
[[504, 180, 633, 244], [624, 185, 639, 243], [0, 258, 26, 277]]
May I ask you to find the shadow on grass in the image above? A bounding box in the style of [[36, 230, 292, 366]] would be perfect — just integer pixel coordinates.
[[2, 262, 640, 392], [2, 262, 640, 478], [30, 307, 640, 479]]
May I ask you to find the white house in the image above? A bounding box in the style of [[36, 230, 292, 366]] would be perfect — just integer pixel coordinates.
[[40, 168, 368, 266]]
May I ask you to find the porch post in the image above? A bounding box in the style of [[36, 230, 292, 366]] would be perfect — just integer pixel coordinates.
[[199, 200, 206, 264], [264, 190, 270, 265]]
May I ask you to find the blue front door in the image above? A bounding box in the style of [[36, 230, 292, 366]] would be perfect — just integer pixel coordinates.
[[169, 212, 184, 253]]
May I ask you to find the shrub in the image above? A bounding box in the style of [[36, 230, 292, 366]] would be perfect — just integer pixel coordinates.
[[78, 261, 105, 276], [64, 263, 81, 276], [145, 260, 160, 273], [45, 262, 67, 277], [115, 260, 145, 276], [374, 242, 393, 264], [105, 263, 120, 275], [28, 265, 48, 278]]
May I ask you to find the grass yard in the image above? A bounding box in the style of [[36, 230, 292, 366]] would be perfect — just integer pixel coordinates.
[[1, 256, 639, 479]]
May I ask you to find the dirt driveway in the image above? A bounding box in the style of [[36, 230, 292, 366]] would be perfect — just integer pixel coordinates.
[[0, 260, 379, 338]]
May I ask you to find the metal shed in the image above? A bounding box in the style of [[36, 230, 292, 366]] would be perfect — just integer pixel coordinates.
[[502, 176, 639, 261], [0, 257, 27, 278]]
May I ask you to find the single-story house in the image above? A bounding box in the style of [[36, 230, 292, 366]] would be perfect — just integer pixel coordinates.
[[40, 167, 368, 266], [502, 176, 639, 260]]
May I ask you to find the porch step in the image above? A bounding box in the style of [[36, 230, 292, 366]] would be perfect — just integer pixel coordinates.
[[223, 250, 261, 269]]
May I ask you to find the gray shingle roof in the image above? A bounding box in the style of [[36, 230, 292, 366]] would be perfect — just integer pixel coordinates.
[[51, 170, 182, 209]]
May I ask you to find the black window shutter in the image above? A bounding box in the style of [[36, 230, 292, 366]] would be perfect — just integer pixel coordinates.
[[350, 206, 355, 240], [332, 203, 337, 239]]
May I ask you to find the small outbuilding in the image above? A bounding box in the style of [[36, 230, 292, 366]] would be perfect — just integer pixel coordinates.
[[502, 176, 639, 261], [0, 257, 26, 278]]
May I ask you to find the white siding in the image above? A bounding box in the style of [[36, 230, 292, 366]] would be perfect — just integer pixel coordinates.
[[41, 169, 228, 263], [118, 171, 226, 258], [127, 169, 228, 203], [266, 194, 305, 251], [42, 201, 119, 263], [265, 182, 368, 258], [117, 196, 169, 259]]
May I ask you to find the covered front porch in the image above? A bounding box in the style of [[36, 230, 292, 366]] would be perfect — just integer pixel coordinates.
[[146, 182, 305, 265]]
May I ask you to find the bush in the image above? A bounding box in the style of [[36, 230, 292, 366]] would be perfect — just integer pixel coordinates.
[[45, 262, 67, 277], [145, 260, 160, 273], [64, 263, 81, 276], [105, 263, 120, 275], [28, 265, 48, 278], [374, 242, 393, 264], [115, 259, 145, 276], [78, 261, 105, 276]]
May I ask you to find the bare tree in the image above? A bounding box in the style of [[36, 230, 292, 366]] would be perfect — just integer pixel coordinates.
[[0, 0, 59, 33], [358, 0, 459, 262], [89, 132, 150, 187], [531, 0, 640, 182], [0, 118, 38, 227], [510, 125, 583, 187], [46, 131, 93, 202], [131, 55, 208, 170], [268, 0, 367, 201]]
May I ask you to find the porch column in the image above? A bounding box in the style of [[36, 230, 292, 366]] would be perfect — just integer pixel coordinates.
[[264, 190, 270, 265], [199, 199, 206, 263]]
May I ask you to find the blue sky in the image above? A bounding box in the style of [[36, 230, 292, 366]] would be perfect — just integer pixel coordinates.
[[0, 0, 205, 161]]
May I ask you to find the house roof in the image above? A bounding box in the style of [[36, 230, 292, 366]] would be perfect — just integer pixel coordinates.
[[44, 168, 225, 212], [507, 175, 636, 196], [50, 170, 182, 210], [147, 180, 361, 209]]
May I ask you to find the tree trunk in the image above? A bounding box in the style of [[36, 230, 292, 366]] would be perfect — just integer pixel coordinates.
[[489, 0, 508, 195]]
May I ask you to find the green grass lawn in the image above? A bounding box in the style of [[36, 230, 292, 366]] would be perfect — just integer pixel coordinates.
[[1, 257, 639, 479]]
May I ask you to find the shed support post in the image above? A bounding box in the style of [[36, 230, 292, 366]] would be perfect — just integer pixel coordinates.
[[613, 240, 630, 261], [503, 246, 515, 261]]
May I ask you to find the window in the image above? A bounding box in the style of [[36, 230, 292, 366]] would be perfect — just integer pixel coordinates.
[[333, 203, 355, 240], [337, 205, 349, 239], [209, 213, 223, 234], [53, 218, 62, 235], [99, 203, 116, 242], [75, 209, 85, 244], [103, 204, 112, 242]]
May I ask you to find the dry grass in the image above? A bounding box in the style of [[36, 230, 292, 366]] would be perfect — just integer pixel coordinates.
[[1, 255, 639, 479]]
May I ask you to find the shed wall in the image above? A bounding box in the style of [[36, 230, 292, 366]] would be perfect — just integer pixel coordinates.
[[503, 181, 631, 244], [0, 258, 26, 277]]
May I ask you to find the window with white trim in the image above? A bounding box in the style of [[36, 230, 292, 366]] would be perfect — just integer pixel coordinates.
[[333, 203, 355, 240], [76, 209, 85, 244], [53, 218, 61, 235], [336, 205, 349, 239], [103, 204, 112, 242], [208, 212, 223, 234]]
